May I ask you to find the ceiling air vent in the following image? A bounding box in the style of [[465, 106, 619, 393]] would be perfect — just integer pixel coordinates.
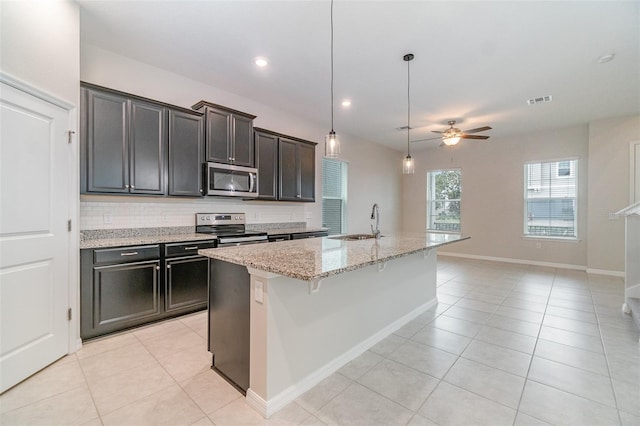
[[527, 95, 553, 106]]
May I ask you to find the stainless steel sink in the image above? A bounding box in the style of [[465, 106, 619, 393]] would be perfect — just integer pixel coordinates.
[[330, 234, 380, 241]]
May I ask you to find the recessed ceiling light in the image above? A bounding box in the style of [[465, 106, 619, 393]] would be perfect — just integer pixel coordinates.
[[254, 57, 268, 67], [596, 53, 615, 64], [341, 99, 351, 107]]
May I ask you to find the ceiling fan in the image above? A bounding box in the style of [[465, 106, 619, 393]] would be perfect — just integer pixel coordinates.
[[412, 120, 492, 146]]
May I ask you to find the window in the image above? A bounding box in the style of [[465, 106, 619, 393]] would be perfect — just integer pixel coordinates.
[[322, 158, 347, 235], [525, 159, 577, 238], [427, 169, 461, 233]]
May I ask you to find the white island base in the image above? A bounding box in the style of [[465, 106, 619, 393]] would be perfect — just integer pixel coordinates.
[[245, 249, 438, 418]]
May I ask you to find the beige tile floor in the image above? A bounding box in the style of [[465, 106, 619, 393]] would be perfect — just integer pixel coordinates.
[[1, 257, 639, 425]]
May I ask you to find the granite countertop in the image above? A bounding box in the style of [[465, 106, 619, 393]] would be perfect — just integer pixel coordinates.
[[79, 225, 329, 249], [80, 232, 217, 249], [199, 232, 469, 281], [264, 227, 328, 236]]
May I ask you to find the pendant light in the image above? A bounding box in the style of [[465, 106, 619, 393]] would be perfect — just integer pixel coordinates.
[[402, 53, 415, 174], [325, 0, 340, 158]]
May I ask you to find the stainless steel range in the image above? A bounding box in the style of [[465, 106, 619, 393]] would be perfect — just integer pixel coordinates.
[[195, 213, 267, 246]]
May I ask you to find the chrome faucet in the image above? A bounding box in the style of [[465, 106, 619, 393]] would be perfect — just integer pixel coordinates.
[[370, 203, 381, 239]]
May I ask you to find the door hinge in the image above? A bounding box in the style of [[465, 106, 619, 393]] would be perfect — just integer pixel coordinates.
[[67, 219, 72, 232], [67, 130, 75, 144], [67, 308, 72, 321]]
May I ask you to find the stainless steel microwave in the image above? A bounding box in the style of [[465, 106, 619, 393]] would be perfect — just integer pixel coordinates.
[[206, 162, 258, 198]]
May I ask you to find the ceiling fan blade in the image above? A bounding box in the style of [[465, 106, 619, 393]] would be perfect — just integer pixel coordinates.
[[461, 134, 490, 140], [462, 126, 492, 134], [431, 130, 444, 134], [411, 136, 442, 143]]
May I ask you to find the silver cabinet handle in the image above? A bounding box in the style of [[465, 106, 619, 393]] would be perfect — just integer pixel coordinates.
[[184, 246, 199, 250], [167, 265, 171, 269], [296, 194, 301, 198], [120, 251, 138, 256], [156, 266, 160, 270], [125, 184, 130, 188], [131, 185, 135, 189]]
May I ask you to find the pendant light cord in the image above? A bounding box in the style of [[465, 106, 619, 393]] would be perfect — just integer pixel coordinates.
[[330, 0, 335, 132], [407, 55, 411, 157]]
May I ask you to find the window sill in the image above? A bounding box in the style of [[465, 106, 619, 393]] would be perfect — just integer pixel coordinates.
[[427, 229, 461, 235], [522, 235, 581, 243]]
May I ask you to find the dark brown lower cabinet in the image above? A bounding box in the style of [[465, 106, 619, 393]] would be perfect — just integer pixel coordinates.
[[81, 240, 214, 340], [165, 256, 209, 313]]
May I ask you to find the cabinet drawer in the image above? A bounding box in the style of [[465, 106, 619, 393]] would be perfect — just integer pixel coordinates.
[[164, 240, 216, 258], [94, 245, 160, 265]]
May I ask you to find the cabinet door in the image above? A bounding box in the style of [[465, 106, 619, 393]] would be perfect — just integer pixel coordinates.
[[278, 138, 299, 201], [84, 88, 129, 193], [254, 131, 278, 200], [205, 109, 230, 163], [299, 142, 316, 202], [168, 110, 204, 196], [82, 260, 160, 339], [231, 115, 254, 167], [129, 100, 166, 194], [165, 256, 209, 313]]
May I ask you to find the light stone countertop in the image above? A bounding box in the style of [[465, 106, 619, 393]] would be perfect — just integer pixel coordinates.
[[199, 232, 469, 281], [80, 233, 217, 249], [264, 227, 328, 236]]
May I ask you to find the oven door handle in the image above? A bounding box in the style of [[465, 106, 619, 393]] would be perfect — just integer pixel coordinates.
[[218, 235, 267, 245]]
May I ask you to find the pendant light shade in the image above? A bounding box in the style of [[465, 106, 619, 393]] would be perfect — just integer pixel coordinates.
[[402, 53, 415, 175], [403, 155, 415, 174], [325, 0, 341, 158], [325, 131, 340, 157]]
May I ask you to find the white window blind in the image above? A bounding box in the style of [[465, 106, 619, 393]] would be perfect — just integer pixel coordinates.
[[427, 169, 461, 233], [322, 158, 347, 235], [525, 159, 577, 238]]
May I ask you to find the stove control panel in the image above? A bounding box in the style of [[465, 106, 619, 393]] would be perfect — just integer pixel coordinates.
[[196, 213, 246, 226]]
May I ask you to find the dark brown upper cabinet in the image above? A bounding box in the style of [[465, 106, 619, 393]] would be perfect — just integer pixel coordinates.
[[168, 110, 204, 197], [82, 84, 166, 195], [254, 129, 279, 200], [192, 101, 256, 167], [254, 128, 316, 202]]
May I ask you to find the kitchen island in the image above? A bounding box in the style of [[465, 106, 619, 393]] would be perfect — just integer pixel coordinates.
[[199, 232, 468, 417]]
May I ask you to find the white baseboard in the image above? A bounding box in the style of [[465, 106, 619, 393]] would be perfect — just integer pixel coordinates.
[[438, 251, 625, 277], [585, 268, 625, 278], [245, 298, 438, 419], [438, 251, 585, 271]]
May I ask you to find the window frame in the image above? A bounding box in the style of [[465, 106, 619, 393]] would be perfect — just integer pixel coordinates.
[[321, 158, 348, 236], [524, 158, 578, 240], [426, 168, 462, 234]]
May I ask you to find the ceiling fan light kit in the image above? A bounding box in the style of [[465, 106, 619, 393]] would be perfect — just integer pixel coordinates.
[[325, 0, 340, 158], [402, 53, 415, 175]]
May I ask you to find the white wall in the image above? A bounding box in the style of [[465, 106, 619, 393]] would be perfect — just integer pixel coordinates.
[[80, 44, 402, 232], [587, 115, 640, 273], [403, 117, 640, 273], [403, 125, 590, 269], [1, 0, 80, 105]]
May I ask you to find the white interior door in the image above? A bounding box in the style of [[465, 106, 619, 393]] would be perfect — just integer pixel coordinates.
[[0, 81, 71, 392]]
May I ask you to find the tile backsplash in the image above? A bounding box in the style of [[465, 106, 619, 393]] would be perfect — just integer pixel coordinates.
[[80, 196, 308, 230]]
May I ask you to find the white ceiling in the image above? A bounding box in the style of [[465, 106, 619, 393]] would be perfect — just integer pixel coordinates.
[[78, 0, 640, 152]]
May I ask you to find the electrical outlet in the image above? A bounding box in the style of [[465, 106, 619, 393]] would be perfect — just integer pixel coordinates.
[[254, 280, 264, 304]]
